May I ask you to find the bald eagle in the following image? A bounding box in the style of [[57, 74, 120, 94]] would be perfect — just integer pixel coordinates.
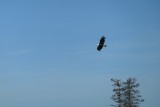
[[97, 36, 107, 51]]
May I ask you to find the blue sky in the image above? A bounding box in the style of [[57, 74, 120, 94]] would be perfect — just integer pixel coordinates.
[[0, 0, 160, 107]]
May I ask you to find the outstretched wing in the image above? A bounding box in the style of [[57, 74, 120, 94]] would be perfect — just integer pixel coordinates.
[[99, 36, 105, 45]]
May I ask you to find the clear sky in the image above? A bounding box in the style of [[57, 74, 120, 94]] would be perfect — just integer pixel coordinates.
[[0, 0, 160, 107]]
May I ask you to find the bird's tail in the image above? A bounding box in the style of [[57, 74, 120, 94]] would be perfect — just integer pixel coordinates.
[[103, 45, 107, 47]]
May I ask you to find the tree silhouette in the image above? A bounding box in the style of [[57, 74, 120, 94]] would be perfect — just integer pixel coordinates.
[[111, 77, 144, 107], [123, 78, 144, 107], [111, 78, 124, 107]]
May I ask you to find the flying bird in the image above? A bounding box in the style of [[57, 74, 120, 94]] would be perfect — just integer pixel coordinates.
[[97, 36, 107, 51]]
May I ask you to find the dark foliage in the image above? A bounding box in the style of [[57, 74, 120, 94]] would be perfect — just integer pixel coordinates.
[[111, 78, 144, 107]]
